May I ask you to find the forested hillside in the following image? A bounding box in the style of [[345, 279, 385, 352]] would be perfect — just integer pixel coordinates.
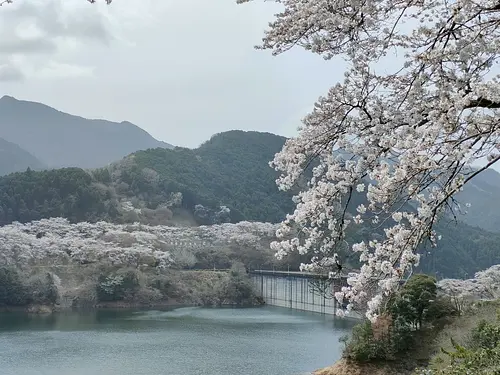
[[0, 130, 498, 278], [0, 168, 119, 226], [109, 130, 295, 223]]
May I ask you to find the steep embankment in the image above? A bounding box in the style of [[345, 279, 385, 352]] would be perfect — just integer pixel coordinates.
[[315, 300, 500, 375]]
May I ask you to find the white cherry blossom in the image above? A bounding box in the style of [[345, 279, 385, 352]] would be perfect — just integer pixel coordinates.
[[240, 0, 500, 319], [0, 218, 279, 270]]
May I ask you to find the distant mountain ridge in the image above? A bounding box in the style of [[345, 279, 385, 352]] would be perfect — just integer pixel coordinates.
[[0, 137, 46, 176], [0, 95, 173, 169]]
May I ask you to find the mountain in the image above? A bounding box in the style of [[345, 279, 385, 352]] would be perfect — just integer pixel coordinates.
[[107, 130, 295, 223], [452, 168, 500, 233], [0, 137, 46, 176], [0, 95, 173, 169], [333, 149, 500, 233], [0, 130, 499, 278]]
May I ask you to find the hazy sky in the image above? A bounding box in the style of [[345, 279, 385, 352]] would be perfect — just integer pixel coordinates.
[[0, 0, 340, 148]]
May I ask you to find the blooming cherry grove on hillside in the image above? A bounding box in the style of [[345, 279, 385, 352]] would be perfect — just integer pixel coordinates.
[[0, 217, 278, 270], [438, 264, 500, 302], [239, 0, 500, 320]]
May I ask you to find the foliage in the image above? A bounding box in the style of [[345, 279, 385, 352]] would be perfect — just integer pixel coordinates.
[[417, 310, 500, 375], [0, 131, 498, 280], [344, 275, 454, 363], [469, 318, 500, 350], [0, 217, 174, 270], [438, 265, 500, 315], [0, 138, 45, 177], [418, 221, 500, 280], [214, 262, 259, 306], [0, 267, 30, 306], [0, 217, 282, 274], [343, 318, 395, 362], [96, 269, 140, 302], [0, 267, 61, 307], [27, 272, 59, 306], [389, 274, 439, 330], [242, 0, 500, 321]]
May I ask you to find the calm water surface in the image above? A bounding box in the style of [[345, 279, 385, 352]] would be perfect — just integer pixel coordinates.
[[0, 306, 355, 375]]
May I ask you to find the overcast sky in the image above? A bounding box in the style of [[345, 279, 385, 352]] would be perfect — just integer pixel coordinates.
[[0, 0, 341, 148]]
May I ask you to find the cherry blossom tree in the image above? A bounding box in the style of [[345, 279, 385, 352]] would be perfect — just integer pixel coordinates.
[[0, 217, 278, 270], [239, 0, 500, 321], [438, 264, 500, 314]]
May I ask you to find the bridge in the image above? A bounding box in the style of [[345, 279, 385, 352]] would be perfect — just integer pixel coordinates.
[[249, 270, 360, 318]]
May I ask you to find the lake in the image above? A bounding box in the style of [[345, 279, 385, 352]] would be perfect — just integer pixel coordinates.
[[0, 306, 355, 375]]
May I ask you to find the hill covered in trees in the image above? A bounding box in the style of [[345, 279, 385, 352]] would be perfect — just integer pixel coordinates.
[[108, 130, 296, 223], [0, 168, 119, 226], [0, 130, 499, 278]]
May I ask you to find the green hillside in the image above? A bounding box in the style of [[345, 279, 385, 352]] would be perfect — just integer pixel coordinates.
[[108, 130, 295, 223], [0, 168, 119, 226]]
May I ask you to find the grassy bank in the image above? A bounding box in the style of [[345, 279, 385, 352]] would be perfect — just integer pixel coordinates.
[[314, 302, 500, 375], [314, 274, 500, 375]]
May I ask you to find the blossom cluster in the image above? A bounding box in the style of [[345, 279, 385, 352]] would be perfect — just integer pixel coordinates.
[[241, 0, 500, 320], [438, 265, 500, 302], [0, 217, 279, 270]]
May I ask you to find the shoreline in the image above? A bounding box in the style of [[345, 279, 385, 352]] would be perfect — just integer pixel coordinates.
[[0, 300, 265, 315]]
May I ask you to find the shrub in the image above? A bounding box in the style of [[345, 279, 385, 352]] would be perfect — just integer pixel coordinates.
[[389, 274, 438, 330], [344, 274, 454, 364], [214, 262, 258, 306], [343, 319, 394, 362], [0, 267, 30, 306], [27, 273, 59, 305], [148, 274, 177, 298], [96, 269, 140, 302], [425, 296, 458, 324], [468, 317, 500, 350], [417, 308, 500, 375]]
